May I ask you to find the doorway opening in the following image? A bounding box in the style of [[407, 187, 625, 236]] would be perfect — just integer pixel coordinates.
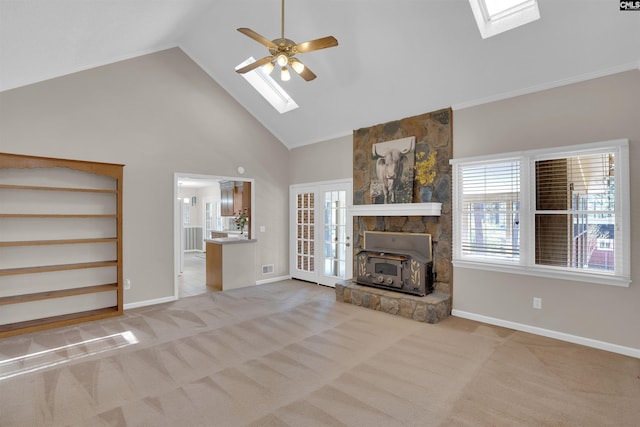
[[173, 172, 255, 299]]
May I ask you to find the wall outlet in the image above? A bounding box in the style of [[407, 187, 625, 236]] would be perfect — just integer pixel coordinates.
[[533, 297, 542, 309], [124, 279, 131, 290]]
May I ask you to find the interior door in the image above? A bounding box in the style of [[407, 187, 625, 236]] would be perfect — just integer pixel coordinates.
[[290, 180, 353, 287]]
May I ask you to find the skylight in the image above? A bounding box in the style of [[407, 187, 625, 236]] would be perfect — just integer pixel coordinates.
[[235, 57, 299, 114], [469, 0, 540, 39]]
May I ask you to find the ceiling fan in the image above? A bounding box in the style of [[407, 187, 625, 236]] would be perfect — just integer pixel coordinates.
[[235, 0, 338, 82]]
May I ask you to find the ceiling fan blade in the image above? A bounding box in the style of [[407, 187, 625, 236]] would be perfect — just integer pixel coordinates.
[[237, 28, 277, 49], [291, 59, 317, 81], [235, 56, 273, 74], [298, 67, 317, 82], [294, 36, 338, 53]]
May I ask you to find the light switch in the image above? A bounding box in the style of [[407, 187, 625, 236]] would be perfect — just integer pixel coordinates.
[[259, 226, 266, 232]]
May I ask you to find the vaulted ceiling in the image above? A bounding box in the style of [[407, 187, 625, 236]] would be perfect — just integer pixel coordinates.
[[1, 1, 639, 149]]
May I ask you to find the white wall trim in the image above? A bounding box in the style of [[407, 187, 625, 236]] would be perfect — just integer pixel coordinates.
[[452, 260, 631, 287], [452, 61, 640, 111], [124, 295, 177, 310], [255, 275, 291, 285], [452, 309, 640, 359]]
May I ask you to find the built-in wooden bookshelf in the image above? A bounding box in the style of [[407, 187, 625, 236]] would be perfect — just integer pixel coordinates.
[[0, 152, 124, 338]]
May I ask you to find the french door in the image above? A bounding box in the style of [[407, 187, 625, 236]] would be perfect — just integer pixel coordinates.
[[290, 180, 353, 287]]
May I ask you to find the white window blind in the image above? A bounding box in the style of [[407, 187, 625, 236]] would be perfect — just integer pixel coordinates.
[[534, 152, 617, 272], [451, 139, 630, 287], [457, 160, 520, 261]]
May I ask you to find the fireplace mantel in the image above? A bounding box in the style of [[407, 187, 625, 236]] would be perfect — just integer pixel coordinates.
[[348, 202, 441, 217]]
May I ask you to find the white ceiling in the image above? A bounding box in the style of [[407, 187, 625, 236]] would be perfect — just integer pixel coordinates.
[[1, 1, 639, 149]]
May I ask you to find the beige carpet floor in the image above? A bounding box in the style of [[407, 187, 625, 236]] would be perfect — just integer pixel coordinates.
[[1, 280, 638, 426]]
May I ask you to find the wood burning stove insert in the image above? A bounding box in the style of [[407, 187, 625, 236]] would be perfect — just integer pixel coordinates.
[[355, 231, 435, 296]]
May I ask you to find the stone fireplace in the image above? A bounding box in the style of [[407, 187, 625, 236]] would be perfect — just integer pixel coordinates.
[[336, 108, 452, 324]]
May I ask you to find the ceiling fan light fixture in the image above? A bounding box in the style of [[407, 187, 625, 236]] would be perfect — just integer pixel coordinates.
[[290, 59, 305, 74], [263, 61, 275, 74], [276, 54, 289, 67], [236, 0, 338, 82], [281, 66, 291, 81]]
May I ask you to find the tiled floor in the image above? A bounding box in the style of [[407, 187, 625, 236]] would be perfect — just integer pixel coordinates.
[[177, 251, 214, 298]]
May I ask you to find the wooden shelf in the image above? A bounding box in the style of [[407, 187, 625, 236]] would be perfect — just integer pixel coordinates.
[[0, 260, 117, 277], [0, 213, 117, 218], [0, 152, 124, 337], [0, 283, 118, 306], [0, 238, 118, 247], [0, 184, 117, 193], [0, 307, 120, 338]]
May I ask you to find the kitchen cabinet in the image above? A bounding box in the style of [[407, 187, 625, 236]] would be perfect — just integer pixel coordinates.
[[220, 181, 251, 217], [205, 238, 256, 291], [220, 181, 235, 216]]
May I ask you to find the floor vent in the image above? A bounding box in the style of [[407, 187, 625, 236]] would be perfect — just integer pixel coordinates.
[[262, 264, 274, 274]]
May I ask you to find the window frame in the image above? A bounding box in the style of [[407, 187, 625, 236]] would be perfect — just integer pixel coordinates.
[[468, 0, 540, 39], [456, 157, 523, 264], [451, 139, 630, 287]]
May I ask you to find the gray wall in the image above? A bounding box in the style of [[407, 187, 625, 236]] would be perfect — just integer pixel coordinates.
[[289, 134, 352, 184], [453, 70, 640, 351], [0, 48, 291, 305]]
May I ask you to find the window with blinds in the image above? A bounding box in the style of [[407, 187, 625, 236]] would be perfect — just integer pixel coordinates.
[[535, 153, 616, 272], [458, 160, 520, 261], [451, 139, 630, 287]]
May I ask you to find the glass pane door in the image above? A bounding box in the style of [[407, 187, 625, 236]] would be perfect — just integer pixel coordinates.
[[290, 180, 352, 287], [294, 192, 316, 281], [323, 190, 348, 282]]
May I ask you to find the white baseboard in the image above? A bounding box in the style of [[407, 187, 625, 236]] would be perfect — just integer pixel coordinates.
[[125, 277, 292, 310], [451, 309, 640, 359], [256, 275, 291, 286], [124, 295, 177, 310]]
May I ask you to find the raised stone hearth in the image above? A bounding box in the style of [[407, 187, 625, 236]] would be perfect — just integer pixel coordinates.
[[335, 280, 451, 324]]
